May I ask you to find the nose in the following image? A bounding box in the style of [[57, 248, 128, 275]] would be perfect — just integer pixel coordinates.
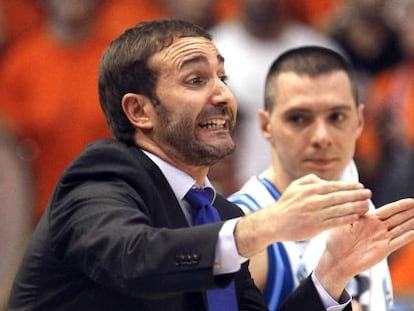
[[211, 77, 236, 107], [310, 120, 332, 149]]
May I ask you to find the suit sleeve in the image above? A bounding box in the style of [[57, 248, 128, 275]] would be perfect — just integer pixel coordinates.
[[48, 179, 226, 300], [279, 276, 352, 311]]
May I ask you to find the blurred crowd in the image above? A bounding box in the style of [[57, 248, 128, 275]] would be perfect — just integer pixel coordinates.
[[1, 0, 414, 309]]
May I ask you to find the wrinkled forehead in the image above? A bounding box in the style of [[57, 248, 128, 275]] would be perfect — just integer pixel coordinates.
[[148, 36, 223, 72]]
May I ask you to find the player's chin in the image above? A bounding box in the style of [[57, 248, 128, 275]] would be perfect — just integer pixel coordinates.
[[302, 163, 341, 180], [301, 168, 337, 181]]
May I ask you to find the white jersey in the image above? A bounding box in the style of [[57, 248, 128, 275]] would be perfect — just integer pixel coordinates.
[[228, 161, 394, 311]]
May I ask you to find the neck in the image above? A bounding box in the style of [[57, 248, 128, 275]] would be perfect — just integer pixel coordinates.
[[262, 166, 290, 194], [138, 140, 209, 186]]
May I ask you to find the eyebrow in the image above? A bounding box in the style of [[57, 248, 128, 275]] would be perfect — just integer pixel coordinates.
[[179, 54, 225, 71], [283, 104, 353, 114]]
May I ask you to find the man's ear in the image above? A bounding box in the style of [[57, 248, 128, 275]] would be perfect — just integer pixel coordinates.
[[356, 103, 365, 138], [258, 109, 272, 141], [121, 93, 154, 130]]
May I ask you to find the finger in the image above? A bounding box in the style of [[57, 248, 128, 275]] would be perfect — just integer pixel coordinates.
[[385, 205, 414, 234], [375, 198, 414, 221], [388, 230, 414, 255], [322, 199, 370, 222], [309, 180, 367, 195], [308, 199, 370, 232], [290, 173, 323, 186], [387, 210, 414, 239], [311, 188, 372, 213]]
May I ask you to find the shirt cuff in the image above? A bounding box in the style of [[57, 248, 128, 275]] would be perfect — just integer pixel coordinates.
[[311, 271, 352, 311], [213, 217, 248, 274]]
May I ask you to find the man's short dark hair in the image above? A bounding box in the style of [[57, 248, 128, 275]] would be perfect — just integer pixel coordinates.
[[264, 46, 359, 112]]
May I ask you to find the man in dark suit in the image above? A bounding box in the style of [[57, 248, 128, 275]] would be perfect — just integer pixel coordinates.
[[7, 19, 414, 310]]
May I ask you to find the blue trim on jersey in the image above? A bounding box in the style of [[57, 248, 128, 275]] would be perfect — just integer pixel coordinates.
[[277, 243, 295, 306], [258, 177, 281, 200], [228, 193, 261, 212], [264, 238, 294, 310], [230, 176, 294, 310], [264, 244, 280, 310]]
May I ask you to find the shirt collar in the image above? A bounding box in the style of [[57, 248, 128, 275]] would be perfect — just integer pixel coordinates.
[[142, 150, 216, 202]]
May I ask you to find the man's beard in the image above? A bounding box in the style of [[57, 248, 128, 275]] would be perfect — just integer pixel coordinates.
[[154, 103, 236, 166]]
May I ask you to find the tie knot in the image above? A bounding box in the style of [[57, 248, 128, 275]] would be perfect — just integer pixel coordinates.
[[184, 187, 220, 225], [184, 188, 212, 211]]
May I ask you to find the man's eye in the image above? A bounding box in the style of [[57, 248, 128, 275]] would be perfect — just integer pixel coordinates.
[[329, 112, 345, 122], [187, 77, 204, 85], [288, 115, 306, 124], [219, 74, 229, 85]]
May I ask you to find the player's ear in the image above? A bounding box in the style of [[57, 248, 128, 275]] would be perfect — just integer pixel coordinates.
[[259, 109, 272, 141], [356, 103, 365, 137], [121, 93, 154, 130]]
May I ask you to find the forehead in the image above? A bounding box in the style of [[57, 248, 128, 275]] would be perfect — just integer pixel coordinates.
[[149, 36, 223, 72], [272, 71, 355, 110]]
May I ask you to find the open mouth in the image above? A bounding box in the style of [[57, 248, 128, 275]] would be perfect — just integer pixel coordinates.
[[199, 119, 227, 129]]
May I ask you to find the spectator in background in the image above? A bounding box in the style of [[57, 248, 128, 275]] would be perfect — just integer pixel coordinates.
[[97, 0, 165, 42], [0, 0, 43, 50], [327, 0, 403, 99], [158, 0, 219, 30], [289, 0, 342, 32], [97, 0, 240, 45], [355, 0, 414, 309], [355, 0, 414, 208], [0, 4, 37, 309], [0, 0, 111, 222], [0, 118, 34, 310], [210, 0, 342, 191]]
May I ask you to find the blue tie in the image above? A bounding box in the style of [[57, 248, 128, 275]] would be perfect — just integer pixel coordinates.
[[185, 188, 238, 311]]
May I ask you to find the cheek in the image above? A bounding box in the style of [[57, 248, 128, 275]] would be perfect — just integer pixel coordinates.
[[337, 126, 359, 147], [341, 138, 357, 156], [273, 132, 303, 160], [273, 128, 306, 150]]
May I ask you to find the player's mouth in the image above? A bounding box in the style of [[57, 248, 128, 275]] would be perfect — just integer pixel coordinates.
[[304, 158, 337, 168]]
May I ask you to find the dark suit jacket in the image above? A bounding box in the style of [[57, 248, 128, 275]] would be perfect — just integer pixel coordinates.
[[8, 139, 351, 311]]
